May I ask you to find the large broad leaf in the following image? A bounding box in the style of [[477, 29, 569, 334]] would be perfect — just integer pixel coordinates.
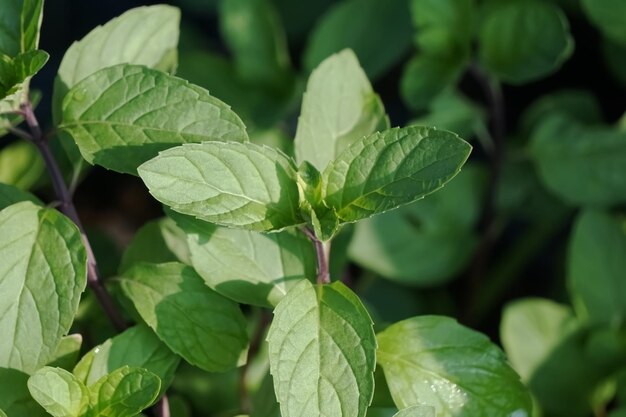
[[530, 114, 626, 206], [53, 5, 180, 119], [0, 183, 42, 210], [500, 298, 578, 382], [0, 202, 87, 373], [0, 141, 44, 190], [568, 210, 626, 327], [88, 366, 160, 417], [73, 325, 179, 396], [294, 49, 388, 172], [304, 0, 412, 80], [478, 1, 573, 84], [139, 141, 303, 231], [0, 0, 44, 57], [377, 316, 531, 416], [120, 262, 249, 372], [119, 217, 190, 273], [0, 368, 46, 417], [59, 64, 248, 175], [27, 367, 89, 417], [581, 0, 626, 46], [219, 0, 293, 92], [267, 280, 376, 417], [323, 126, 471, 223], [348, 166, 483, 286], [170, 211, 316, 307]]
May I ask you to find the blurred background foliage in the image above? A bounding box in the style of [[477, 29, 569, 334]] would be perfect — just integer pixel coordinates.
[[2, 0, 626, 416]]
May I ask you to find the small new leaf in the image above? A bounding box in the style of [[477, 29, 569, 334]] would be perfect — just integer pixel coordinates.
[[139, 141, 303, 231], [267, 280, 377, 417], [324, 126, 471, 223], [27, 367, 89, 417], [120, 262, 249, 372], [295, 49, 388, 172], [59, 64, 248, 174]]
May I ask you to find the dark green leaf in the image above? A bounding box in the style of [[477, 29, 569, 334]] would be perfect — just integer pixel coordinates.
[[59, 64, 248, 174], [581, 0, 626, 46], [139, 141, 303, 231], [0, 49, 48, 113], [0, 182, 42, 210], [0, 202, 87, 373], [304, 0, 413, 80], [170, 212, 316, 307], [324, 126, 472, 223], [377, 316, 531, 416], [267, 280, 377, 417], [294, 49, 388, 172], [568, 210, 626, 327], [0, 368, 46, 417], [478, 1, 573, 84], [0, 0, 44, 56]]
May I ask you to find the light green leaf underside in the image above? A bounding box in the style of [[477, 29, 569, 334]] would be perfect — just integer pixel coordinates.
[[500, 298, 577, 383], [0, 201, 87, 374], [324, 126, 472, 223], [393, 405, 436, 417], [0, 182, 42, 210], [46, 334, 82, 370], [377, 316, 532, 416], [53, 5, 181, 121], [0, 367, 47, 417], [0, 141, 45, 190], [28, 367, 89, 417], [530, 114, 626, 206], [73, 324, 179, 396], [139, 141, 302, 231], [0, 409, 5, 417], [88, 366, 160, 417], [267, 280, 377, 417], [170, 211, 316, 307], [119, 216, 190, 273], [568, 210, 626, 327], [120, 262, 249, 372], [59, 64, 248, 174], [478, 1, 573, 84], [0, 0, 43, 57], [294, 49, 388, 172]]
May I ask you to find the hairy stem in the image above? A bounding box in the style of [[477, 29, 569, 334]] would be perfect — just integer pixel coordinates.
[[20, 102, 128, 331], [302, 227, 331, 284]]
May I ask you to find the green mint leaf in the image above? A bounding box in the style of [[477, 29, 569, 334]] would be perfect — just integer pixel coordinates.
[[323, 126, 471, 223], [27, 367, 89, 417], [394, 405, 436, 417], [581, 0, 626, 46], [73, 325, 179, 397], [59, 64, 248, 175], [411, 0, 473, 58], [568, 210, 626, 327], [120, 262, 249, 372], [296, 161, 340, 241], [139, 141, 303, 232], [87, 366, 160, 417], [53, 5, 180, 120], [0, 0, 44, 56], [478, 1, 573, 84], [500, 298, 577, 383], [0, 141, 45, 190], [304, 0, 412, 80], [119, 217, 190, 273], [401, 54, 465, 113], [0, 368, 46, 417], [377, 316, 532, 416], [219, 0, 293, 92], [46, 334, 83, 371], [0, 202, 87, 373], [348, 166, 483, 285], [0, 49, 48, 113], [530, 114, 626, 206], [170, 211, 316, 307], [267, 280, 377, 417], [0, 409, 6, 417], [0, 182, 42, 210], [294, 49, 388, 172]]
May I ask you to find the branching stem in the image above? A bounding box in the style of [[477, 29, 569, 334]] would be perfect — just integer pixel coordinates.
[[302, 227, 331, 284]]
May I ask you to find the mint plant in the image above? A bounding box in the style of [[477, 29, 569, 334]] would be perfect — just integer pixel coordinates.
[[2, 0, 626, 417]]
